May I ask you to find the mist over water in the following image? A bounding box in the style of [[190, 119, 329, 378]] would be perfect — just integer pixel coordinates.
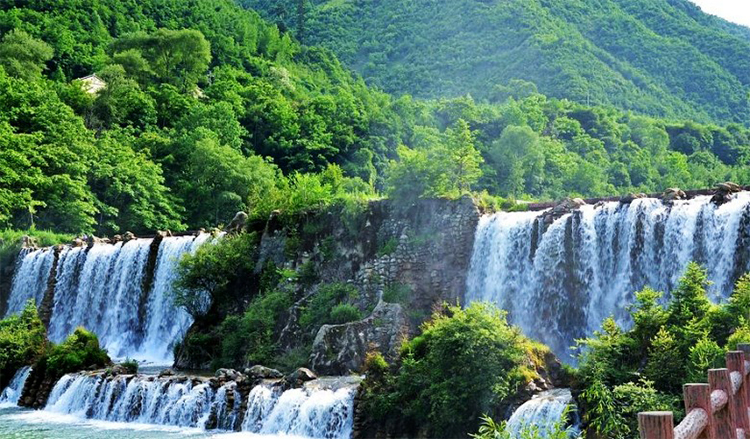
[[466, 194, 750, 360]]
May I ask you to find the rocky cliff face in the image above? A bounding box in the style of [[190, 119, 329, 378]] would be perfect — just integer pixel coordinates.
[[174, 196, 481, 374]]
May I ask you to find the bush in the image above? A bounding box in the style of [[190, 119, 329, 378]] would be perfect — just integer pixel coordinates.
[[213, 289, 295, 369], [299, 283, 360, 331], [363, 303, 534, 438], [330, 303, 363, 324], [575, 263, 750, 438], [175, 232, 259, 318], [120, 358, 139, 374], [45, 327, 110, 375], [0, 300, 47, 378], [382, 283, 411, 304]]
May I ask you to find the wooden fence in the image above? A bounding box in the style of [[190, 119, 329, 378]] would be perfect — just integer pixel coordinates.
[[638, 344, 750, 439]]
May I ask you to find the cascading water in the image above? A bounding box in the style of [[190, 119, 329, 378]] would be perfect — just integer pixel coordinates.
[[0, 366, 32, 407], [5, 248, 56, 315], [44, 374, 357, 437], [45, 373, 238, 429], [466, 194, 750, 360], [506, 389, 578, 438], [242, 380, 356, 438], [5, 234, 211, 363], [140, 234, 212, 362]]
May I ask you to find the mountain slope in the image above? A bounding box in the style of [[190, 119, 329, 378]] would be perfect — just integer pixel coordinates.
[[243, 0, 750, 124]]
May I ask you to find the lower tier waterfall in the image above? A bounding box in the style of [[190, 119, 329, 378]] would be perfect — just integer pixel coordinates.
[[0, 367, 32, 407], [43, 373, 356, 438], [507, 389, 578, 438], [242, 380, 355, 438], [466, 194, 750, 360], [5, 234, 211, 363]]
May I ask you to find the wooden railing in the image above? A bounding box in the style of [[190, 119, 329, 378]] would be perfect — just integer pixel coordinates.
[[638, 344, 750, 439]]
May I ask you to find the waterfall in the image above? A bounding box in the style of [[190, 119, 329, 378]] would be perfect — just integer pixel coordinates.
[[45, 373, 239, 429], [506, 389, 578, 438], [6, 248, 56, 315], [466, 194, 750, 360], [242, 381, 356, 438], [6, 234, 210, 363], [139, 234, 212, 362], [0, 366, 32, 407], [45, 374, 356, 437]]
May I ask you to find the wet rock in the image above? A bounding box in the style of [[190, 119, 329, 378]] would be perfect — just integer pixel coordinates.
[[712, 181, 743, 205], [542, 197, 587, 226], [620, 193, 647, 204], [122, 231, 136, 242], [158, 368, 175, 377], [215, 368, 240, 381], [112, 234, 122, 244], [287, 367, 317, 386], [245, 365, 284, 380], [71, 238, 85, 248], [662, 187, 686, 202]]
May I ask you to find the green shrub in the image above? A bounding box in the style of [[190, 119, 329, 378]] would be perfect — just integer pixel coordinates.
[[213, 289, 295, 369], [0, 300, 47, 377], [364, 302, 533, 438], [330, 303, 363, 324], [121, 358, 138, 374], [175, 232, 259, 318], [297, 260, 318, 287], [45, 327, 110, 375], [377, 237, 398, 257], [273, 345, 311, 372], [299, 283, 360, 331], [383, 283, 411, 304]]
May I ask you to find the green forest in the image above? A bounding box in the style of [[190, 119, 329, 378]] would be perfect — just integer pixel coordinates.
[[246, 0, 750, 124], [3, 1, 750, 439], [1, 0, 750, 236]]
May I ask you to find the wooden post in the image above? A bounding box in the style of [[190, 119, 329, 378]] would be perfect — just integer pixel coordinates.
[[738, 344, 750, 404], [709, 368, 737, 439], [639, 411, 674, 439], [727, 351, 750, 433], [684, 383, 715, 438]]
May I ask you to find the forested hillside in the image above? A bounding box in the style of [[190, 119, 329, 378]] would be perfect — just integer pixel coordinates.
[[245, 0, 750, 125], [1, 0, 749, 237]]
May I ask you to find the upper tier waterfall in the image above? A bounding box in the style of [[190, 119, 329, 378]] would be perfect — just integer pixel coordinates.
[[466, 194, 750, 360], [4, 234, 211, 363]]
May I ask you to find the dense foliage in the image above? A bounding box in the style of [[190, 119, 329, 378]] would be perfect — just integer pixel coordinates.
[[360, 303, 549, 438], [43, 328, 110, 375], [1, 0, 749, 236], [0, 301, 45, 385], [246, 0, 750, 124], [574, 264, 750, 438]]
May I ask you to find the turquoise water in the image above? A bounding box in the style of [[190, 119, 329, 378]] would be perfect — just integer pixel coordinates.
[[0, 406, 229, 439]]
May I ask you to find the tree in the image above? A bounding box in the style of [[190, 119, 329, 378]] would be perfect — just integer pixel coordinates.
[[112, 29, 211, 90], [447, 119, 483, 193], [0, 30, 53, 81], [490, 125, 544, 196]]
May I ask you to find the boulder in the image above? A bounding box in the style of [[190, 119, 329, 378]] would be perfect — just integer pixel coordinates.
[[287, 367, 317, 386], [245, 365, 284, 380], [71, 238, 85, 248], [662, 187, 686, 202], [542, 197, 587, 226], [225, 211, 248, 234], [717, 181, 742, 193], [620, 193, 647, 204], [215, 368, 240, 381], [112, 234, 122, 244], [310, 301, 410, 375], [122, 231, 136, 242], [712, 181, 743, 205], [158, 368, 175, 377]]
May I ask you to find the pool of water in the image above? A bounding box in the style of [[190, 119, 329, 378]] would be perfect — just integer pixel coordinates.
[[0, 406, 249, 439]]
